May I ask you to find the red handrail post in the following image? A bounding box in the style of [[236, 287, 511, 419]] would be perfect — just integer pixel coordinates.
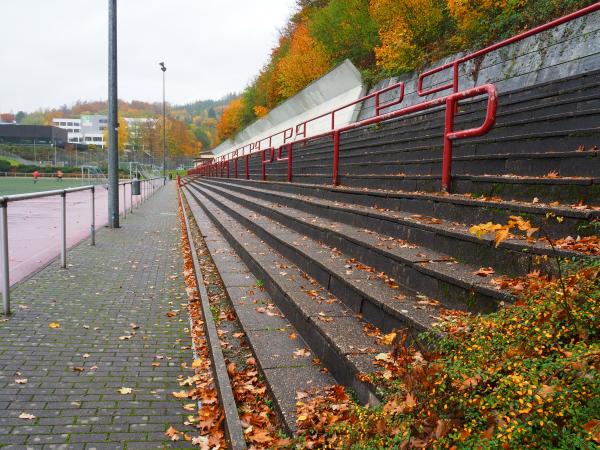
[[234, 157, 238, 178], [287, 143, 293, 182], [245, 155, 249, 180], [442, 97, 456, 192], [453, 62, 459, 93], [332, 131, 340, 186], [261, 150, 266, 181]]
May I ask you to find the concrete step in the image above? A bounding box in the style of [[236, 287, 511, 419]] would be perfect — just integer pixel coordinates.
[[200, 178, 597, 277], [200, 177, 600, 238], [236, 172, 599, 205], [314, 72, 600, 153], [184, 194, 336, 433], [291, 104, 600, 161], [258, 150, 600, 178], [184, 185, 400, 407], [192, 180, 514, 313]]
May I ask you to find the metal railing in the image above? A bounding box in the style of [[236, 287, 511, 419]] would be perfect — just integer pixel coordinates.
[[0, 177, 166, 315], [417, 2, 600, 97], [190, 4, 600, 191], [217, 81, 405, 167], [193, 82, 496, 192]]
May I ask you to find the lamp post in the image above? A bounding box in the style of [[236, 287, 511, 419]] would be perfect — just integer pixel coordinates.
[[107, 0, 119, 228], [159, 62, 166, 182]]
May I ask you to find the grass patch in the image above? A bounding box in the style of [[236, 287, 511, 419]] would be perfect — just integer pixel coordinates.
[[296, 260, 600, 449]]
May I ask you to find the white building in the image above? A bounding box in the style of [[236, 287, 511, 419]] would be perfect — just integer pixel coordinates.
[[53, 114, 107, 148]]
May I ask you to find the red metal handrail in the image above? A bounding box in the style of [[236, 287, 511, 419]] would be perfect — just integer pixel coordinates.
[[209, 81, 405, 165], [190, 4, 598, 190], [198, 84, 496, 191], [418, 2, 600, 96], [294, 81, 405, 140]]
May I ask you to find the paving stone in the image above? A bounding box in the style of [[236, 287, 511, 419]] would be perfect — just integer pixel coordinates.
[[0, 184, 195, 448]]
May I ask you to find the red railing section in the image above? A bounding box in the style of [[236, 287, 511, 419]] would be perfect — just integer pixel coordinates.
[[418, 2, 600, 97], [189, 4, 599, 192]]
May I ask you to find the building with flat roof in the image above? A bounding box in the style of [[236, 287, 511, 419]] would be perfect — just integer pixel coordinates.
[[0, 124, 68, 147], [53, 114, 107, 148]]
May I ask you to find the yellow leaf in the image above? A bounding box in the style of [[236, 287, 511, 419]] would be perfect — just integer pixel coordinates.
[[494, 227, 510, 247], [172, 390, 191, 399], [191, 359, 202, 368], [48, 322, 61, 329], [118, 387, 133, 395], [381, 332, 397, 345]]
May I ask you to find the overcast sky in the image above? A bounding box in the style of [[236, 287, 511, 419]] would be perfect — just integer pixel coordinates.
[[0, 0, 297, 113]]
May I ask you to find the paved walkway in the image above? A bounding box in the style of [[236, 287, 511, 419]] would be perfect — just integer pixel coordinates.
[[0, 183, 196, 449], [8, 181, 156, 286]]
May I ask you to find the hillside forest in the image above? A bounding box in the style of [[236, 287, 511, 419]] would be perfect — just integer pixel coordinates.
[[15, 96, 234, 158], [215, 0, 596, 143]]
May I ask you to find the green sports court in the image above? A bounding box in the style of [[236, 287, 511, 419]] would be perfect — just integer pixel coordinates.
[[0, 177, 92, 195]]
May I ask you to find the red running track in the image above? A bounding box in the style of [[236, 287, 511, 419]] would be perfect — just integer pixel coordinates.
[[6, 182, 159, 286]]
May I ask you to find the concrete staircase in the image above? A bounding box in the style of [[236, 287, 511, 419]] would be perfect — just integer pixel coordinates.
[[181, 71, 599, 434], [245, 69, 600, 203]]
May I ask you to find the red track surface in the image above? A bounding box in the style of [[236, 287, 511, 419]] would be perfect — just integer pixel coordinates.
[[7, 183, 143, 285]]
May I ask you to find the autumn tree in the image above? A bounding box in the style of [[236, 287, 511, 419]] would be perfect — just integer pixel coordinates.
[[216, 97, 246, 141], [309, 0, 380, 68], [102, 113, 129, 153], [275, 23, 331, 99], [370, 0, 452, 74]]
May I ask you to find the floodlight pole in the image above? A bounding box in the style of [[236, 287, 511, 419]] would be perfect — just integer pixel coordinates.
[[108, 0, 119, 228], [160, 62, 167, 183]]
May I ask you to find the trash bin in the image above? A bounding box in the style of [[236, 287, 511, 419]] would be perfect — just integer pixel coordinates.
[[132, 178, 141, 195]]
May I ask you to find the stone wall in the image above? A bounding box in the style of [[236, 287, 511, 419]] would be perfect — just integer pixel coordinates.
[[358, 10, 600, 119]]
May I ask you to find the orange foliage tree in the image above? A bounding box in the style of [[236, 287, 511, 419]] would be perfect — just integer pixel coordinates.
[[275, 23, 331, 99], [370, 0, 451, 73], [216, 97, 246, 142]]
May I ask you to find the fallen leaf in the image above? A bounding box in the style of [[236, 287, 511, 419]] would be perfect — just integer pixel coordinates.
[[15, 378, 28, 384], [165, 426, 180, 441], [474, 267, 495, 277], [582, 419, 600, 443], [381, 332, 397, 345], [19, 413, 36, 420], [293, 348, 310, 358], [191, 359, 202, 368], [118, 387, 133, 395], [375, 352, 391, 362], [172, 390, 192, 399], [48, 322, 60, 329]]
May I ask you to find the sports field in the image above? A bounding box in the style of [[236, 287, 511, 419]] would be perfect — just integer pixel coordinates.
[[0, 177, 90, 195]]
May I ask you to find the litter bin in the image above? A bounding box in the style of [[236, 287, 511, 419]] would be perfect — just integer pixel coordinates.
[[132, 178, 141, 195]]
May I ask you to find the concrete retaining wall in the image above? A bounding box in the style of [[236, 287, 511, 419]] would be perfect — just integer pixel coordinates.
[[358, 9, 600, 119], [211, 9, 599, 158], [212, 60, 364, 157]]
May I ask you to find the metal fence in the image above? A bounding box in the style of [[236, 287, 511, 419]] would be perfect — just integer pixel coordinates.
[[0, 177, 166, 315]]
